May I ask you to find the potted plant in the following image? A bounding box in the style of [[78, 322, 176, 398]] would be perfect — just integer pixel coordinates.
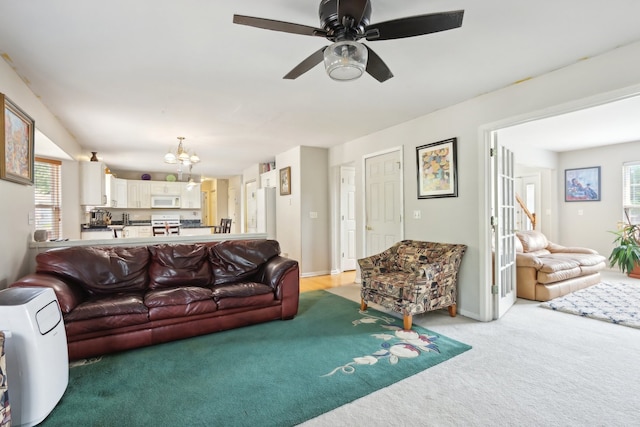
[[609, 218, 640, 278]]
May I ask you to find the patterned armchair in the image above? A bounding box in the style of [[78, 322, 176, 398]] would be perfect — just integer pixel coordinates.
[[358, 240, 467, 330], [0, 331, 10, 427]]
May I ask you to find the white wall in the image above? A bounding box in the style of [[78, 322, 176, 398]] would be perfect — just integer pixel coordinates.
[[276, 146, 301, 262], [329, 40, 640, 321], [0, 58, 82, 287], [558, 140, 640, 258]]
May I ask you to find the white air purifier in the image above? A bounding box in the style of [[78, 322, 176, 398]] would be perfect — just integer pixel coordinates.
[[0, 287, 69, 427]]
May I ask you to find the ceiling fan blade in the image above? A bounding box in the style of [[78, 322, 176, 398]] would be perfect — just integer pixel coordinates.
[[283, 47, 328, 80], [363, 44, 393, 83], [233, 15, 327, 37], [365, 10, 464, 41], [337, 0, 369, 25]]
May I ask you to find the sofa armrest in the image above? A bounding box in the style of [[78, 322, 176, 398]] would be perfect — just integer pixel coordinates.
[[10, 273, 87, 313], [259, 256, 299, 319], [358, 245, 398, 281], [260, 256, 299, 290], [546, 242, 598, 255], [516, 253, 544, 269]]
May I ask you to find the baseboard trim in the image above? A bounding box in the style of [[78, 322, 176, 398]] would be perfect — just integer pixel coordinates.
[[300, 270, 332, 278]]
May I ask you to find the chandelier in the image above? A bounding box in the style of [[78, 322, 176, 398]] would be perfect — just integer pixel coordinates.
[[164, 136, 200, 180]]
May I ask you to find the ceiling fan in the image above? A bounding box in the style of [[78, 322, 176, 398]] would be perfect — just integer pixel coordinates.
[[233, 0, 464, 83]]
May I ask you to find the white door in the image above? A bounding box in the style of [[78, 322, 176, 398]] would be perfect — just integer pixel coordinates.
[[492, 136, 517, 319], [228, 187, 238, 233], [245, 180, 258, 233], [364, 149, 403, 256], [340, 166, 357, 271]]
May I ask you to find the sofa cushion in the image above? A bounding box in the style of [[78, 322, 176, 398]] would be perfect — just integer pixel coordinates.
[[364, 271, 412, 299], [64, 292, 147, 322], [145, 287, 217, 321], [36, 246, 150, 295], [148, 244, 212, 290], [517, 231, 548, 253], [144, 287, 213, 308], [209, 240, 280, 285], [394, 243, 454, 274]]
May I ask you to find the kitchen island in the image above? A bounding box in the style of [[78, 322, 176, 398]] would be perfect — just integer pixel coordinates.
[[31, 233, 267, 250]]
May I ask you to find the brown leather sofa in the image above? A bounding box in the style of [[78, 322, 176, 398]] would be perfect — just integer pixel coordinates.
[[515, 230, 606, 301], [10, 239, 299, 360]]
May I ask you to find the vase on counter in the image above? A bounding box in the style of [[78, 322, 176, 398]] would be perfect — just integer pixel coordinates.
[[90, 152, 98, 161]]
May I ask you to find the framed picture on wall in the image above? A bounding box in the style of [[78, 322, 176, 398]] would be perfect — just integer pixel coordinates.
[[565, 166, 600, 201], [280, 166, 291, 195], [1, 93, 35, 185], [416, 137, 458, 199]]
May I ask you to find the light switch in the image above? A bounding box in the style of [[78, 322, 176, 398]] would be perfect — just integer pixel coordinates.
[[310, 212, 318, 219], [578, 209, 584, 216], [413, 210, 421, 219]]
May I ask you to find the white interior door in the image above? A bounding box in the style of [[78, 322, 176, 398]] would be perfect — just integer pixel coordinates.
[[245, 180, 257, 233], [364, 149, 403, 256], [340, 166, 357, 271], [493, 136, 517, 319]]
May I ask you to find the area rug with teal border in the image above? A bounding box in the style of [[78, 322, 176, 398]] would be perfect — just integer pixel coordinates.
[[42, 290, 472, 427]]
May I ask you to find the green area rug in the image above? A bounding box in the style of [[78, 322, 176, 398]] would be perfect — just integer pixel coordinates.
[[42, 290, 471, 427]]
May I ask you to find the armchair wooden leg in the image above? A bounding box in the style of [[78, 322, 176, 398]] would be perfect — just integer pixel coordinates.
[[448, 304, 457, 317], [360, 299, 368, 311], [403, 314, 413, 331]]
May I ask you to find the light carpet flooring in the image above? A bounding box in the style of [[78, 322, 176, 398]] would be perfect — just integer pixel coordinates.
[[301, 270, 640, 427]]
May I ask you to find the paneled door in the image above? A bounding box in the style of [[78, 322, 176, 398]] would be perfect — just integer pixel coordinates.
[[492, 135, 517, 319], [364, 149, 403, 257], [340, 166, 357, 271]]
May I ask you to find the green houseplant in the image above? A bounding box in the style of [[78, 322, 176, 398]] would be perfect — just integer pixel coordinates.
[[609, 220, 640, 277]]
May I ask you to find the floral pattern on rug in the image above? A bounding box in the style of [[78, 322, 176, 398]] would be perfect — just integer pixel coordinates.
[[539, 282, 640, 329], [321, 310, 441, 377]]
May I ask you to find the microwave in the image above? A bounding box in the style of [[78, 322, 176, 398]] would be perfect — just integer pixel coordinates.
[[151, 195, 181, 208]]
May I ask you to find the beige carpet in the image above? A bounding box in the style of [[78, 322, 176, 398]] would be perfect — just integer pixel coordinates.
[[301, 270, 640, 427]]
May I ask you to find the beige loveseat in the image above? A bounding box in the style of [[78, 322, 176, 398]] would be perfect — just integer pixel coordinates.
[[515, 230, 606, 301]]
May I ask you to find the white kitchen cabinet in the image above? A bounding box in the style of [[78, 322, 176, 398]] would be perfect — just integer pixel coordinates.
[[179, 227, 212, 236], [81, 230, 113, 240], [260, 169, 278, 188], [150, 181, 181, 196], [127, 180, 151, 209], [107, 175, 128, 208], [181, 183, 201, 209], [80, 161, 107, 206], [122, 225, 152, 238]]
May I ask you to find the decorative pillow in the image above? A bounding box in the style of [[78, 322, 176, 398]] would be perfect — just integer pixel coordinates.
[[36, 246, 150, 295], [148, 244, 212, 290]]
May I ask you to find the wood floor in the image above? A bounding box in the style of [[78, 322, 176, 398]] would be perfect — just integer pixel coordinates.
[[299, 270, 356, 293]]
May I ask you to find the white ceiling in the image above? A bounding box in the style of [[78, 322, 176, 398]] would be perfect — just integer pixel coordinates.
[[1, 0, 640, 178]]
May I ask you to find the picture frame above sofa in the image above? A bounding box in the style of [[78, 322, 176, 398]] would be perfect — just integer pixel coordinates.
[[565, 166, 600, 202]]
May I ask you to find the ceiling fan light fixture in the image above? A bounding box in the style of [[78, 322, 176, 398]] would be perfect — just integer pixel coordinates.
[[323, 41, 368, 81]]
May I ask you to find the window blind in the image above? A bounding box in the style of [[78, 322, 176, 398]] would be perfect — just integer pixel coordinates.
[[623, 161, 640, 224], [34, 157, 62, 240]]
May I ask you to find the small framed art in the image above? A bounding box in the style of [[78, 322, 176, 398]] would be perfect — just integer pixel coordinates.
[[416, 137, 458, 199], [280, 166, 291, 196], [565, 166, 600, 201], [1, 93, 35, 185]]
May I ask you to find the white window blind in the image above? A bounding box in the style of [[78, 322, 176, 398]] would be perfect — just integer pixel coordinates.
[[623, 161, 640, 224], [34, 157, 62, 239]]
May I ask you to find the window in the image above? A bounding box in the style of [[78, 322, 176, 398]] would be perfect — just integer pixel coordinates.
[[623, 161, 640, 224], [34, 157, 62, 239]]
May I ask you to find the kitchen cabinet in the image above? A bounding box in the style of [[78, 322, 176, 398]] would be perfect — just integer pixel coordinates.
[[150, 181, 181, 196], [179, 227, 212, 236], [107, 175, 128, 208], [81, 230, 114, 240], [181, 183, 201, 209], [123, 225, 152, 238], [80, 161, 107, 206], [127, 180, 151, 209]]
